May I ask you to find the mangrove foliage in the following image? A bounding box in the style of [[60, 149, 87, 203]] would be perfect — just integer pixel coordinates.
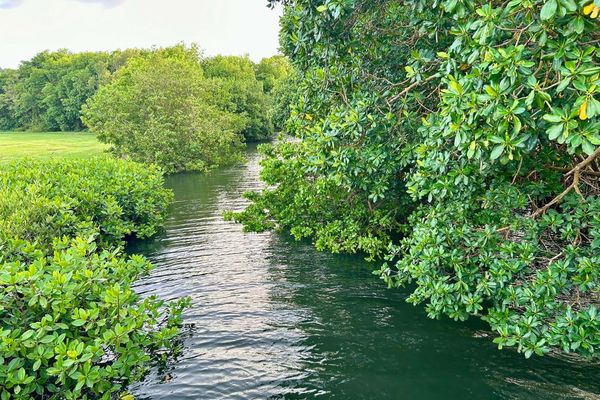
[[229, 0, 600, 359]]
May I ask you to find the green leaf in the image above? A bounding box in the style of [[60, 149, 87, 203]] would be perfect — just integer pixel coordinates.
[[543, 114, 562, 123], [589, 97, 600, 118], [561, 0, 577, 12], [513, 117, 522, 134], [40, 335, 54, 344], [547, 124, 564, 140], [582, 140, 596, 155], [556, 78, 572, 93], [540, 0, 558, 20], [490, 144, 505, 160]]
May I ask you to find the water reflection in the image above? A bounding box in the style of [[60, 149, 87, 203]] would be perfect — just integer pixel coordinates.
[[128, 144, 600, 399]]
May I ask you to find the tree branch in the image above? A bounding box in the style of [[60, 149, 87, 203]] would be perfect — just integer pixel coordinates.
[[531, 147, 600, 218]]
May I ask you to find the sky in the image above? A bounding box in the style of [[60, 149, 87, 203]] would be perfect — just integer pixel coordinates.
[[0, 0, 283, 69]]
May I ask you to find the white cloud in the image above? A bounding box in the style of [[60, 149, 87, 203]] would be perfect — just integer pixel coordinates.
[[73, 0, 126, 7], [0, 0, 24, 9]]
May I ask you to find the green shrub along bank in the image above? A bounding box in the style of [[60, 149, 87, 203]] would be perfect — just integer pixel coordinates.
[[0, 158, 172, 250], [229, 0, 600, 359], [82, 47, 292, 172], [0, 158, 189, 399], [0, 238, 189, 400]]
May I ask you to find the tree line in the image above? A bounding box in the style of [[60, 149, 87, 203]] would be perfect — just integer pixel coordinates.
[[229, 0, 600, 359], [0, 45, 292, 165]]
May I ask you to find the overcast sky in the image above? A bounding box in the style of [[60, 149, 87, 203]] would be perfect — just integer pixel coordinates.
[[0, 0, 282, 69]]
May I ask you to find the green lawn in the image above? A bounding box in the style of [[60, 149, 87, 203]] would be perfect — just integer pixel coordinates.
[[0, 132, 109, 163]]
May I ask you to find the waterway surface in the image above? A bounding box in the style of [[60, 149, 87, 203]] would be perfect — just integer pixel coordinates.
[[129, 144, 600, 400]]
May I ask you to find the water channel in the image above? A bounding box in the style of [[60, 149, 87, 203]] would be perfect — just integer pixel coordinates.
[[129, 144, 600, 400]]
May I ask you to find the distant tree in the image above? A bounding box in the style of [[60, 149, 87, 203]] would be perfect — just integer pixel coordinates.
[[41, 52, 114, 131], [270, 69, 298, 131], [202, 55, 273, 141], [0, 49, 141, 132], [255, 55, 295, 132], [255, 55, 292, 94], [10, 51, 58, 130], [0, 68, 18, 130], [82, 45, 245, 173], [1, 48, 285, 138]]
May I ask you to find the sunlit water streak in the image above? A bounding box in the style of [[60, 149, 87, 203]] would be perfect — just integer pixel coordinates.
[[128, 144, 600, 400]]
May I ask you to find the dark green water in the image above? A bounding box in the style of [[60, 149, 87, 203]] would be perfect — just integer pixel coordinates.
[[128, 145, 600, 399]]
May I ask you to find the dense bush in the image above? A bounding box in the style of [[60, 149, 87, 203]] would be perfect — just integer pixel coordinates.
[[233, 0, 600, 358], [0, 237, 189, 399], [255, 55, 292, 95], [82, 46, 246, 173], [269, 70, 298, 131], [0, 47, 284, 141], [254, 55, 295, 131], [0, 157, 172, 251], [0, 157, 188, 398]]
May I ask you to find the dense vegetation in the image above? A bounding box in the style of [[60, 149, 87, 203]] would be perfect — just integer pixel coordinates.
[[81, 47, 244, 173], [0, 158, 172, 248], [230, 0, 600, 359], [0, 158, 189, 399], [255, 55, 296, 131], [0, 45, 291, 172], [0, 41, 293, 397], [0, 50, 137, 132], [202, 55, 273, 141], [0, 47, 290, 143]]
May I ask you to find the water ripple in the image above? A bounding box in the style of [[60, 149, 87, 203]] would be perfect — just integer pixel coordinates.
[[128, 144, 600, 400]]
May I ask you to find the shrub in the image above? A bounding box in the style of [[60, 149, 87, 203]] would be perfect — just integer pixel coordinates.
[[0, 157, 172, 251], [0, 237, 189, 399], [0, 157, 188, 398], [82, 45, 245, 173]]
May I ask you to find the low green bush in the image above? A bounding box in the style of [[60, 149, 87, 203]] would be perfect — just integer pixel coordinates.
[[0, 237, 190, 399], [0, 157, 173, 251], [0, 157, 188, 398]]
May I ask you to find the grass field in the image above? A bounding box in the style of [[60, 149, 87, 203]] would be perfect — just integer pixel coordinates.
[[0, 132, 108, 163]]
